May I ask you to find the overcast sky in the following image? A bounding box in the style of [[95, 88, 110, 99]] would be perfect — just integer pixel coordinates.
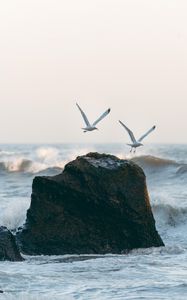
[[0, 0, 186, 143]]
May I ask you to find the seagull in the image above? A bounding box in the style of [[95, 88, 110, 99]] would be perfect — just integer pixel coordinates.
[[76, 103, 111, 132], [119, 120, 156, 153]]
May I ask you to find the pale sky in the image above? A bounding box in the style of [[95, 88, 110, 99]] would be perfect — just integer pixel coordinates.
[[0, 0, 186, 143]]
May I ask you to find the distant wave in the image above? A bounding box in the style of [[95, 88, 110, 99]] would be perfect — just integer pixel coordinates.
[[0, 146, 95, 174], [0, 150, 17, 156], [131, 155, 178, 168], [131, 155, 187, 179], [0, 158, 64, 174]]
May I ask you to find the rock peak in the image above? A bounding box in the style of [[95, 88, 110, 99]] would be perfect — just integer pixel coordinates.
[[80, 152, 128, 170]]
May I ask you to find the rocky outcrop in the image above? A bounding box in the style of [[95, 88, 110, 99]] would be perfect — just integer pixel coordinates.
[[17, 153, 164, 255], [0, 226, 24, 261]]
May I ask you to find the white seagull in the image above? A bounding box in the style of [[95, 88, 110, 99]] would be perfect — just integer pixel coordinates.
[[76, 103, 111, 132], [119, 120, 156, 153]]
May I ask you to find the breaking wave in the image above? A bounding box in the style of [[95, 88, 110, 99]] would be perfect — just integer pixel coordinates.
[[0, 146, 95, 174], [152, 203, 187, 227], [131, 155, 178, 169], [0, 198, 30, 231], [0, 157, 65, 174], [176, 164, 187, 175], [0, 158, 50, 173], [130, 155, 187, 179]]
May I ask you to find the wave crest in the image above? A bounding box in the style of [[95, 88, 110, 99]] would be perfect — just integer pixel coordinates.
[[0, 158, 64, 174], [152, 203, 187, 227], [130, 155, 187, 180], [131, 155, 178, 169], [0, 146, 96, 174], [176, 164, 187, 175]]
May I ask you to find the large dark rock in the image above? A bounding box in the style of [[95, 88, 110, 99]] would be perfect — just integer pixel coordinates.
[[17, 153, 164, 255], [0, 226, 24, 261]]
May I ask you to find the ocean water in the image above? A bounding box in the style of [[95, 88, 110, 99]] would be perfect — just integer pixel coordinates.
[[0, 143, 187, 300]]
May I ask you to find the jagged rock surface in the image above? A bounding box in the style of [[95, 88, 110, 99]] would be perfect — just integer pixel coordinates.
[[0, 226, 24, 261], [17, 153, 164, 255]]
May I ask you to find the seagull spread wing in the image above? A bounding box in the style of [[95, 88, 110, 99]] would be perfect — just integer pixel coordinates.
[[92, 108, 111, 126], [119, 121, 136, 143], [76, 103, 91, 127], [138, 125, 156, 142]]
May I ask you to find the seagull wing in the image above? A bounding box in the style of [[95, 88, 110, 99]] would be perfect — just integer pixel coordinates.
[[92, 108, 111, 126], [138, 125, 156, 142], [119, 120, 136, 143], [76, 103, 91, 127]]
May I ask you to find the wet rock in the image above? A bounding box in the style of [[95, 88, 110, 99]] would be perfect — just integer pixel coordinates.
[[0, 226, 24, 261], [17, 152, 164, 255]]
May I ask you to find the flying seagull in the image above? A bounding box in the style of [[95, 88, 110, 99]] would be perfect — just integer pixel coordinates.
[[119, 120, 156, 153], [76, 103, 111, 132]]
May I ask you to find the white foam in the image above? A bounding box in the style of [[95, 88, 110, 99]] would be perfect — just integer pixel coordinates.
[[0, 198, 30, 231], [2, 293, 75, 300]]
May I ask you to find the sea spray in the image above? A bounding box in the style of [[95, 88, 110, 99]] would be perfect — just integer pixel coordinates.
[[0, 146, 96, 174]]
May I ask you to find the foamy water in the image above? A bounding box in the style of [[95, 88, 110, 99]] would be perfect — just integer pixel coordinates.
[[0, 143, 187, 299]]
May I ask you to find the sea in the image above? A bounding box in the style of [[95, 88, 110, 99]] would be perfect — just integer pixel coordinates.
[[0, 143, 187, 300]]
